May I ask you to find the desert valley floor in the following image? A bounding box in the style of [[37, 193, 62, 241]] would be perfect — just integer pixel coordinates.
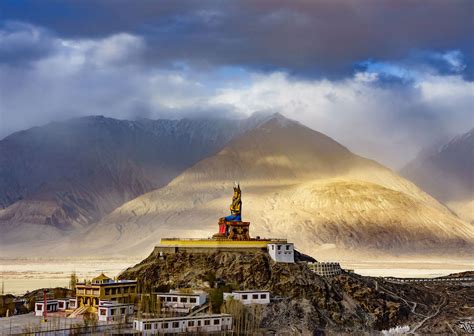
[[2, 257, 472, 295]]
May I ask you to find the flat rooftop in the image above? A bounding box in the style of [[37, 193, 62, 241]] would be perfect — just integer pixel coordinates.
[[76, 280, 137, 285], [99, 301, 134, 307], [135, 314, 232, 322], [228, 290, 270, 293], [155, 292, 205, 297], [158, 238, 287, 249], [161, 238, 287, 242]]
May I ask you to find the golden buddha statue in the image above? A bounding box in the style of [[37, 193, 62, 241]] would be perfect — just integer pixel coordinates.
[[214, 184, 250, 240], [227, 184, 242, 221]]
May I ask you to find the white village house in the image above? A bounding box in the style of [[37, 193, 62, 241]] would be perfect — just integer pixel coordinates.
[[98, 300, 134, 322], [133, 314, 233, 334], [57, 298, 73, 311], [155, 290, 207, 314], [34, 300, 58, 317], [223, 290, 270, 305]]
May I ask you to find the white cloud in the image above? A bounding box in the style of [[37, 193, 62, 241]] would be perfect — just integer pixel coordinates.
[[0, 26, 217, 136], [1, 23, 472, 169], [438, 50, 466, 73], [210, 72, 474, 168]]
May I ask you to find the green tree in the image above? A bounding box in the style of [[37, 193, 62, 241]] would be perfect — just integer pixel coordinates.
[[69, 271, 78, 293]]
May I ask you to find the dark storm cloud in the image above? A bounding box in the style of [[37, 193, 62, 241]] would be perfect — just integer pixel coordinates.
[[0, 21, 58, 65], [1, 0, 473, 77], [0, 0, 473, 168]]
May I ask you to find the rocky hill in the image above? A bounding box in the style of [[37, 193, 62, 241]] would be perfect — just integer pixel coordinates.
[[401, 129, 474, 223], [81, 115, 474, 260], [120, 248, 471, 334], [0, 114, 269, 247]]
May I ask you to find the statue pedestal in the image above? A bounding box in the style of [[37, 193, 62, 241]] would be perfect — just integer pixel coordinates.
[[228, 221, 251, 240], [213, 218, 251, 240]]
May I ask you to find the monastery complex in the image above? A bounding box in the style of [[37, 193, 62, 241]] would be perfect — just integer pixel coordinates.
[[29, 185, 348, 334]]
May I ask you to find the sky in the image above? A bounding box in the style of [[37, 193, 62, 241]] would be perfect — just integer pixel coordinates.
[[0, 0, 473, 168]]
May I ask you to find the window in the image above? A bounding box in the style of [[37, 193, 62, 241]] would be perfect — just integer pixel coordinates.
[[180, 297, 187, 303], [260, 294, 267, 299], [172, 297, 177, 302], [59, 302, 64, 308], [271, 245, 274, 250], [166, 296, 171, 302], [242, 294, 248, 300], [190, 298, 196, 303], [277, 245, 281, 250], [36, 304, 42, 310], [110, 309, 115, 315], [121, 308, 126, 314], [172, 322, 179, 328], [188, 321, 195, 327], [144, 324, 151, 330], [252, 294, 258, 299], [100, 309, 106, 316], [214, 319, 220, 325], [198, 321, 201, 326], [286, 245, 290, 250], [162, 322, 169, 329], [204, 320, 210, 326]]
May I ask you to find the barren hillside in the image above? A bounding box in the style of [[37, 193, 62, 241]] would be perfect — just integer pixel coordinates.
[[75, 115, 474, 260]]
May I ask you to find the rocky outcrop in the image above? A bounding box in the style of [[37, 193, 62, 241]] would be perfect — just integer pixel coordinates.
[[120, 249, 443, 334]]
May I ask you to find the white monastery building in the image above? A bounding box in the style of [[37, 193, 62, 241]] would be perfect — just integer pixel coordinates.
[[133, 314, 233, 334], [267, 242, 294, 263], [69, 298, 78, 310], [155, 290, 207, 314], [98, 300, 134, 322], [223, 290, 270, 305], [57, 298, 73, 311], [34, 300, 58, 317]]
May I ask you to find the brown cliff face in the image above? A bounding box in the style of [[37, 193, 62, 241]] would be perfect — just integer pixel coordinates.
[[120, 249, 449, 334]]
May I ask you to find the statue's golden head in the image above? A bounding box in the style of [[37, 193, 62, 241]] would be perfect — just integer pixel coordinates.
[[233, 183, 241, 197], [230, 183, 242, 215]]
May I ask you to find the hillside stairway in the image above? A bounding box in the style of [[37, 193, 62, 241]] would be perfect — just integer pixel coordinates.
[[68, 305, 88, 318], [187, 303, 210, 317]]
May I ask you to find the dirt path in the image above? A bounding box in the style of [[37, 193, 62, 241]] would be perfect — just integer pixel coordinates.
[[409, 294, 447, 334], [376, 282, 426, 318]]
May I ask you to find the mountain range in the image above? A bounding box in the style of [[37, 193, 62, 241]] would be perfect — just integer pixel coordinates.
[[1, 114, 472, 260], [0, 114, 268, 244], [65, 116, 474, 259], [401, 129, 474, 224]]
